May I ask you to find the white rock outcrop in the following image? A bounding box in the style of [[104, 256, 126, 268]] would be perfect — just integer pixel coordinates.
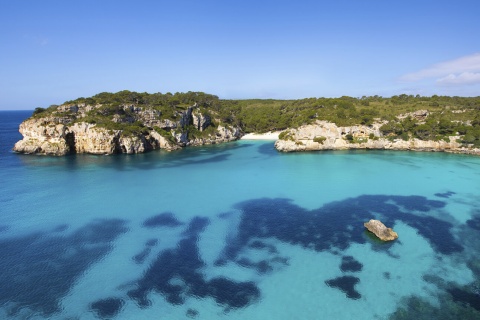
[[274, 121, 480, 155], [69, 123, 119, 154], [14, 117, 71, 155], [14, 103, 242, 155]]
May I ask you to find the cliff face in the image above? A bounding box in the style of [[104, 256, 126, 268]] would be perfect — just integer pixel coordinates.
[[274, 121, 480, 155], [14, 104, 241, 155]]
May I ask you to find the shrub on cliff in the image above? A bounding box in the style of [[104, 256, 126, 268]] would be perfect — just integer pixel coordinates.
[[461, 126, 480, 147], [278, 131, 294, 141], [313, 136, 327, 144], [33, 107, 46, 115]]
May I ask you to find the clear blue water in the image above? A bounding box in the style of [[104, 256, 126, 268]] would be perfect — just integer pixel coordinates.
[[1, 111, 480, 319]]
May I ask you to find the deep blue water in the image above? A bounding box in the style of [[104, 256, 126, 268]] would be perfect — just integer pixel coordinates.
[[1, 111, 480, 319]]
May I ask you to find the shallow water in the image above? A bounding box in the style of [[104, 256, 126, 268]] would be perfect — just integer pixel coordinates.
[[1, 111, 480, 319]]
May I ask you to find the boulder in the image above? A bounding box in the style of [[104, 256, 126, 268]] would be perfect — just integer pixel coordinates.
[[364, 219, 398, 241]]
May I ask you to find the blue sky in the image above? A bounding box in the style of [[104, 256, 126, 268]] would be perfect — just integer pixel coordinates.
[[1, 0, 479, 110]]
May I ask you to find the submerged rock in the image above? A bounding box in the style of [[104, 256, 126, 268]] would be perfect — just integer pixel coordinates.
[[364, 219, 398, 241]]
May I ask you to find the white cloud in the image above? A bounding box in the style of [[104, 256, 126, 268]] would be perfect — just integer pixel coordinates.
[[436, 72, 480, 86], [400, 53, 480, 85]]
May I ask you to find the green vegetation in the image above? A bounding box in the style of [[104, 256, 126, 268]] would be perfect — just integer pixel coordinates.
[[186, 125, 218, 139], [380, 111, 480, 147], [33, 107, 46, 115], [313, 136, 327, 144], [278, 131, 294, 141], [65, 90, 220, 109]]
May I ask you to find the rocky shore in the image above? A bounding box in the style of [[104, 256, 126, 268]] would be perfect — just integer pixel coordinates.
[[274, 121, 480, 156], [13, 103, 241, 155], [13, 100, 480, 157]]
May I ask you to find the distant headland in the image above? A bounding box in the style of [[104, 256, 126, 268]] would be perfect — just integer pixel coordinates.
[[13, 91, 480, 156]]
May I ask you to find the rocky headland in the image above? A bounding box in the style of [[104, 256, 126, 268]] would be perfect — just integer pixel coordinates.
[[274, 120, 480, 155], [14, 102, 241, 155]]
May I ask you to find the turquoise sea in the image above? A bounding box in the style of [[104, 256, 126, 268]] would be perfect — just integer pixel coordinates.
[[1, 110, 480, 319]]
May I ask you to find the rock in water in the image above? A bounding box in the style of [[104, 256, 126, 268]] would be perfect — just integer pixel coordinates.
[[364, 219, 398, 241]]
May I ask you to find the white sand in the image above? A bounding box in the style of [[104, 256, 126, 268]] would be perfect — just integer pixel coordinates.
[[240, 131, 281, 140]]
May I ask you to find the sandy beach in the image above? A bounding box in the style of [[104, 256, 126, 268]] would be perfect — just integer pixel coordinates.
[[240, 131, 281, 140]]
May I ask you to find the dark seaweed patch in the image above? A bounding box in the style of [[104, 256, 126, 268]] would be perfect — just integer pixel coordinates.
[[325, 276, 361, 299], [434, 191, 456, 198], [391, 195, 445, 211], [214, 258, 228, 267], [207, 278, 260, 309], [218, 211, 234, 219], [132, 247, 152, 264], [227, 197, 369, 257], [178, 154, 231, 166], [186, 308, 199, 318], [248, 240, 278, 254], [221, 195, 459, 264], [448, 288, 480, 311], [399, 213, 463, 254], [128, 216, 259, 310], [237, 257, 273, 274], [390, 294, 480, 319], [90, 298, 125, 319], [0, 219, 128, 316], [142, 212, 184, 228], [52, 224, 69, 232], [133, 239, 158, 263], [183, 216, 210, 235], [257, 142, 278, 156], [145, 238, 158, 247], [340, 256, 363, 272], [384, 272, 391, 279], [270, 256, 289, 266], [467, 216, 480, 231]]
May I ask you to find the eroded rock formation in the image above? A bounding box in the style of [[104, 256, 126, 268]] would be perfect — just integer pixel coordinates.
[[14, 103, 241, 155], [274, 121, 480, 155], [364, 219, 398, 241]]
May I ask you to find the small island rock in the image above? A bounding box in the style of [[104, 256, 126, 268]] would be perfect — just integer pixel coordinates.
[[364, 219, 398, 241]]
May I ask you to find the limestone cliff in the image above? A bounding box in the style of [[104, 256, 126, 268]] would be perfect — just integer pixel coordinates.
[[274, 121, 480, 155], [14, 103, 241, 155]]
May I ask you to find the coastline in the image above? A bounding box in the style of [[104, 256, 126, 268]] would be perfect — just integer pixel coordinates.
[[240, 131, 280, 140], [273, 122, 480, 156]]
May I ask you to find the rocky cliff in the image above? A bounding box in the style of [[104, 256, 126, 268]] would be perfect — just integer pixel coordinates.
[[274, 121, 480, 155], [14, 103, 241, 155]]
